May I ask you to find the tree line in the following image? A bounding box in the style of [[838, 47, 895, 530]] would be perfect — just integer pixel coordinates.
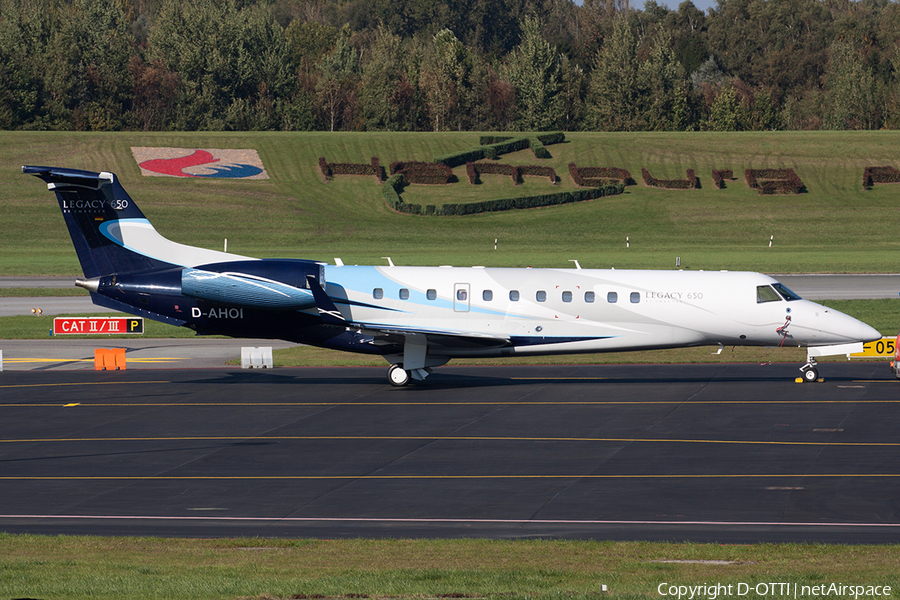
[[1, 0, 899, 132]]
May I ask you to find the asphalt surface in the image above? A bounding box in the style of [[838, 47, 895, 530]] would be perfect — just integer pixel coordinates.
[[0, 338, 293, 370], [1, 362, 898, 542], [775, 274, 900, 300]]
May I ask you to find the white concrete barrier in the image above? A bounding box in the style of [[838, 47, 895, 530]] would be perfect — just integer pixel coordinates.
[[241, 346, 273, 369]]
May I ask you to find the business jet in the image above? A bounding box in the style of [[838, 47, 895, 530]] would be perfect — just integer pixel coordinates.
[[23, 165, 881, 386]]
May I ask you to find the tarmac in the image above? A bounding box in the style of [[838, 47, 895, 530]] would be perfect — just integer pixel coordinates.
[[1, 361, 898, 542], [1, 273, 898, 541]]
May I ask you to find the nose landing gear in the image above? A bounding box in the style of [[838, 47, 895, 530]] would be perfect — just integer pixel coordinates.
[[799, 360, 820, 383]]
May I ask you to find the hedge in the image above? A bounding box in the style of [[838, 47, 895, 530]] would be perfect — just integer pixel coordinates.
[[535, 132, 565, 145], [465, 162, 557, 185], [863, 166, 900, 190], [390, 161, 453, 185], [569, 164, 633, 186], [382, 175, 622, 216], [437, 184, 623, 215], [519, 164, 556, 183], [745, 168, 805, 195], [319, 157, 384, 183], [436, 132, 565, 167], [318, 156, 330, 182], [712, 169, 733, 189], [641, 168, 698, 190]]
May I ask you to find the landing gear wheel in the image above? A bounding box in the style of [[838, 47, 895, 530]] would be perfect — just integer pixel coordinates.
[[388, 364, 411, 387], [802, 366, 819, 382]]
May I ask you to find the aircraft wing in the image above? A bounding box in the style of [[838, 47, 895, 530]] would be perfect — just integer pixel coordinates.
[[362, 325, 512, 350], [305, 275, 511, 351]]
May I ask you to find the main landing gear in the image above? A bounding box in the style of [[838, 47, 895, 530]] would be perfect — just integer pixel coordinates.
[[387, 363, 433, 386], [388, 364, 411, 387]]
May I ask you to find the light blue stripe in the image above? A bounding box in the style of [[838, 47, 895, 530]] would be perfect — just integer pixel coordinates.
[[326, 265, 520, 319]]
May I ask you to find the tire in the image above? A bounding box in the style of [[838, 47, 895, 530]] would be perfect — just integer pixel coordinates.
[[803, 367, 819, 382], [388, 364, 411, 387]]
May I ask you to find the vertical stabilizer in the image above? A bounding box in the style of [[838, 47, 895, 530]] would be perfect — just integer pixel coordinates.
[[24, 166, 250, 277], [23, 166, 174, 277]]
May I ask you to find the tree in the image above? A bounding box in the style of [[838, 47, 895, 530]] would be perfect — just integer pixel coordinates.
[[0, 0, 52, 129], [285, 20, 339, 86], [360, 27, 420, 131], [559, 54, 587, 131], [705, 0, 833, 101], [149, 0, 293, 130], [587, 14, 688, 131], [703, 84, 742, 131], [315, 26, 359, 131], [586, 13, 641, 130], [637, 28, 688, 131], [823, 40, 880, 130], [43, 0, 136, 130], [128, 57, 180, 131], [503, 14, 563, 131], [420, 28, 468, 131]]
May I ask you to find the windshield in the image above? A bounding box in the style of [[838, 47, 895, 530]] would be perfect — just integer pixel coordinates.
[[772, 282, 802, 301]]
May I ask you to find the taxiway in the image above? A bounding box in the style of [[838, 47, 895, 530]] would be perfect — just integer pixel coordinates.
[[1, 362, 897, 542]]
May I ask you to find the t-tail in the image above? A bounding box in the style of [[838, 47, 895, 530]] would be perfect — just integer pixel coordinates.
[[23, 166, 325, 333], [22, 166, 258, 278], [23, 166, 175, 278]]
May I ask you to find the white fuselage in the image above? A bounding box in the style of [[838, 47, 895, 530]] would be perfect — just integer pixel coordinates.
[[324, 265, 880, 358]]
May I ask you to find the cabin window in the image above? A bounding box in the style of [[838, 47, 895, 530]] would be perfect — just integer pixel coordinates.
[[483, 290, 493, 301], [757, 285, 781, 303], [772, 282, 802, 301], [399, 288, 410, 300], [509, 290, 520, 301], [373, 288, 384, 299], [630, 292, 640, 304], [536, 290, 547, 302], [562, 291, 573, 302], [457, 288, 468, 301], [427, 289, 437, 301], [585, 291, 595, 303], [607, 291, 618, 303]]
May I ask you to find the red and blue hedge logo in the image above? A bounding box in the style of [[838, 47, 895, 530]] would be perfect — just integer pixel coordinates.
[[131, 147, 268, 179]]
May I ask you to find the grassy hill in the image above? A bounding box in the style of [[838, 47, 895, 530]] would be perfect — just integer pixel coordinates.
[[3, 130, 900, 275]]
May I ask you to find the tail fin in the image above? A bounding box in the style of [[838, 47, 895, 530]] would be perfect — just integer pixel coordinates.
[[24, 166, 248, 277]]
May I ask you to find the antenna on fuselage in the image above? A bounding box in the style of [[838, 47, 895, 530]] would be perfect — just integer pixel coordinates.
[[382, 257, 395, 267], [569, 260, 582, 269]]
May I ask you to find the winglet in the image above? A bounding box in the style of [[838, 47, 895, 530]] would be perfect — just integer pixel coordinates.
[[306, 275, 347, 326]]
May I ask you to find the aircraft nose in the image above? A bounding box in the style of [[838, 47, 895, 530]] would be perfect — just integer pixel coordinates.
[[793, 302, 882, 344], [825, 308, 881, 343], [855, 319, 883, 343]]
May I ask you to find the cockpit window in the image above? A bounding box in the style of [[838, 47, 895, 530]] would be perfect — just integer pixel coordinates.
[[772, 282, 802, 301], [756, 285, 782, 303]]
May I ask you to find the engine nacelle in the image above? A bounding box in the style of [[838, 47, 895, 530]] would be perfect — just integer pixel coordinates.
[[181, 259, 324, 310]]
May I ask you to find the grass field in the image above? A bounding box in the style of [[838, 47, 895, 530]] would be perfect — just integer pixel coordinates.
[[1, 536, 898, 600], [3, 130, 900, 275]]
